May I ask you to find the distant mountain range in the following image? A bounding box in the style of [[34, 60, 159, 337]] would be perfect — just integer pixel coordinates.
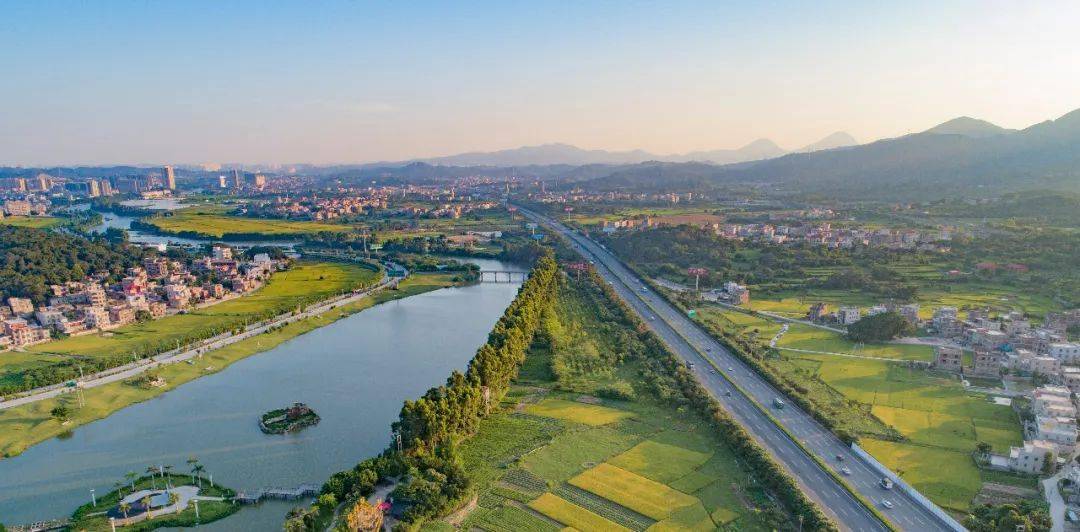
[[396, 132, 858, 167], [583, 108, 1080, 199]]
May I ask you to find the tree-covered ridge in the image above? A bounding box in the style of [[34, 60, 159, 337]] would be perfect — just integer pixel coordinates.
[[0, 226, 145, 305]]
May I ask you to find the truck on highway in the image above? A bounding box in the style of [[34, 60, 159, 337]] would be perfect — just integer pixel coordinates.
[[773, 398, 785, 409], [880, 477, 894, 489]]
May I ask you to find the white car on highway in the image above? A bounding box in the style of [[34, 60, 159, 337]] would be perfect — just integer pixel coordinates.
[[881, 500, 894, 509]]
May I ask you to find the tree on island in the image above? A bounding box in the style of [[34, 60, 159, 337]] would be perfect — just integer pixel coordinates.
[[846, 311, 914, 343], [120, 502, 131, 519], [125, 471, 137, 491]]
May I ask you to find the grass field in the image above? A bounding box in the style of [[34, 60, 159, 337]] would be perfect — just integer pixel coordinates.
[[457, 277, 787, 532], [24, 261, 378, 360], [144, 205, 353, 237], [0, 215, 64, 229], [0, 272, 456, 458], [524, 399, 634, 426], [752, 280, 1060, 320]]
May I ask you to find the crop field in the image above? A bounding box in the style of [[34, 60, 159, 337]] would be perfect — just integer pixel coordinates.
[[777, 324, 933, 360], [0, 215, 64, 229], [781, 348, 1020, 512], [753, 280, 1060, 320], [524, 398, 634, 426], [692, 300, 1023, 512], [529, 492, 632, 532], [569, 463, 697, 521], [458, 278, 782, 532], [145, 205, 352, 237]]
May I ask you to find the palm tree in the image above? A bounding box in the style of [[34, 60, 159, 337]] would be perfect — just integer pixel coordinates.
[[163, 465, 174, 488], [114, 481, 124, 497], [186, 456, 200, 484], [125, 471, 137, 492], [120, 502, 131, 519], [192, 464, 206, 487], [141, 495, 154, 519], [146, 466, 160, 489]]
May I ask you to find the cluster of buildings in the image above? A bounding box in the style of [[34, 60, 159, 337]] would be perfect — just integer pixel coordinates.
[[806, 301, 921, 326], [0, 167, 180, 200], [703, 281, 751, 305], [1, 198, 50, 218], [246, 194, 391, 221], [0, 245, 283, 351], [930, 308, 1078, 379], [596, 214, 955, 252], [997, 385, 1076, 474]]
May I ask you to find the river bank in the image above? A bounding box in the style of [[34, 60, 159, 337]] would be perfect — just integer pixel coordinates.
[[0, 263, 520, 527], [0, 274, 456, 459]]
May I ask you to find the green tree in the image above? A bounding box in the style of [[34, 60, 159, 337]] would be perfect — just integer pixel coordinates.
[[846, 311, 915, 343], [50, 404, 71, 422]]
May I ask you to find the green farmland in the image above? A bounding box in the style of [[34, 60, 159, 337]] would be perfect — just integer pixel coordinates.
[[694, 304, 1024, 513], [0, 216, 64, 229], [455, 277, 796, 532], [143, 205, 353, 238]]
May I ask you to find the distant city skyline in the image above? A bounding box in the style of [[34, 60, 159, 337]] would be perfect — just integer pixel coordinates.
[[2, 1, 1079, 166]]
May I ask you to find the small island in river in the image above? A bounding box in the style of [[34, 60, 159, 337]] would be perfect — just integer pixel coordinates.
[[259, 402, 320, 434]]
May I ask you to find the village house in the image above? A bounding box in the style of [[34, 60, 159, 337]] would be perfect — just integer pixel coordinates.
[[933, 346, 964, 372], [1008, 440, 1056, 474]]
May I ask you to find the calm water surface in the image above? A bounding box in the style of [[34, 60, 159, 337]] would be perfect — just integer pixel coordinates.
[[0, 259, 520, 528]]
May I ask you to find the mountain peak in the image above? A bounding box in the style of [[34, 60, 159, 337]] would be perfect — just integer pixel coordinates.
[[799, 131, 858, 152], [925, 116, 1011, 137]]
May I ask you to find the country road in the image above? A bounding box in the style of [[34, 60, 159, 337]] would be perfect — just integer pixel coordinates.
[[520, 207, 960, 532], [0, 268, 399, 411]]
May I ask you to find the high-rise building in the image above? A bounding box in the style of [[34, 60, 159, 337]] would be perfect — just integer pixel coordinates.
[[163, 165, 176, 190], [87, 179, 101, 197], [231, 169, 242, 190], [251, 174, 266, 188], [100, 179, 114, 196], [0, 177, 26, 192], [218, 176, 228, 189]]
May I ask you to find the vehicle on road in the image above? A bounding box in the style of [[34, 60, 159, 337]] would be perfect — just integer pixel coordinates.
[[641, 287, 648, 292], [773, 398, 786, 409], [705, 347, 712, 352], [686, 361, 695, 369], [881, 500, 894, 509], [727, 367, 734, 372], [841, 466, 852, 476], [880, 477, 894, 490], [836, 454, 845, 461], [724, 390, 732, 397]]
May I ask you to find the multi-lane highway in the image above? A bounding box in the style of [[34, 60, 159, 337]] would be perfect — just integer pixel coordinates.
[[521, 207, 957, 532]]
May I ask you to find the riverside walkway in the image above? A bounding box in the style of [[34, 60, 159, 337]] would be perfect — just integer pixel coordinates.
[[235, 484, 320, 504]]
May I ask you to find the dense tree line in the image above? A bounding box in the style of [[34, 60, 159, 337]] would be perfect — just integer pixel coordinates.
[[0, 226, 145, 305], [297, 255, 558, 530], [394, 253, 558, 450]]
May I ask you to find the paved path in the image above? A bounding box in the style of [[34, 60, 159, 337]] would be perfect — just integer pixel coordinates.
[[521, 207, 958, 532], [1044, 472, 1066, 532], [1, 270, 397, 411]]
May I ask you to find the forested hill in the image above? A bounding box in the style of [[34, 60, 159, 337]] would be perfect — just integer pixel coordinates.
[[0, 226, 144, 305]]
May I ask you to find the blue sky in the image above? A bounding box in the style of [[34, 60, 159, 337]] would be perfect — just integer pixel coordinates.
[[2, 1, 1079, 165]]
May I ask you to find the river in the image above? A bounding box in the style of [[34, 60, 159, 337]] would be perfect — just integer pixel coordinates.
[[0, 258, 521, 528], [90, 210, 300, 251]]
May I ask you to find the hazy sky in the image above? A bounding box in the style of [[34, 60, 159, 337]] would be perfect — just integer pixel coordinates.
[[2, 1, 1079, 166]]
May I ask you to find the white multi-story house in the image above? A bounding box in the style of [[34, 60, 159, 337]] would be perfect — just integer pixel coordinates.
[[1009, 440, 1056, 474], [839, 306, 861, 325], [1050, 343, 1080, 364]]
